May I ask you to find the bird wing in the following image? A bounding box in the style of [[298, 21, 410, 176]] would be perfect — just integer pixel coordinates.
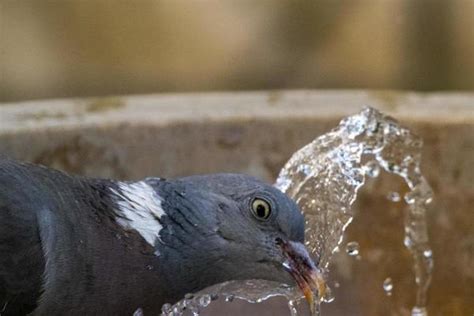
[[0, 159, 47, 315]]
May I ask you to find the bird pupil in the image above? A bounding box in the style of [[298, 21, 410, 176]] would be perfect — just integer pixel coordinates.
[[256, 204, 266, 217]]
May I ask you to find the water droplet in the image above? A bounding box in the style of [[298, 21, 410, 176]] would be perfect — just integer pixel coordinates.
[[184, 293, 194, 300], [383, 277, 393, 296], [146, 265, 153, 270], [172, 305, 181, 315], [323, 286, 335, 303], [183, 298, 195, 313], [387, 191, 401, 202], [154, 249, 161, 257], [346, 241, 360, 256], [404, 236, 413, 248], [363, 161, 380, 178], [334, 281, 340, 288], [198, 294, 211, 307], [288, 300, 298, 316], [411, 306, 427, 316], [188, 304, 200, 316], [224, 295, 234, 302], [404, 191, 416, 204], [161, 303, 172, 314], [133, 308, 144, 316], [423, 249, 433, 258]]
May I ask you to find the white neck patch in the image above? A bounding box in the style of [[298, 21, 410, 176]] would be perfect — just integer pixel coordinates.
[[111, 181, 165, 246]]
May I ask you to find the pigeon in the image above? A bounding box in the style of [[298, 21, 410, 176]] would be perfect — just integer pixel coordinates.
[[0, 158, 324, 315]]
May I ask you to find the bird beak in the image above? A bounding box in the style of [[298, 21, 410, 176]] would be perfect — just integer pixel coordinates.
[[277, 238, 326, 311]]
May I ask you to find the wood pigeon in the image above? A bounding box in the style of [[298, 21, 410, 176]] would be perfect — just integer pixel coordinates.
[[0, 159, 324, 315]]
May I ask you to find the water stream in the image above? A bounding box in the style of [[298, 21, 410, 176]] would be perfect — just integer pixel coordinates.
[[161, 107, 434, 316]]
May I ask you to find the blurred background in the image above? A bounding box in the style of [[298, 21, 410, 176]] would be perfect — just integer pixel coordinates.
[[1, 0, 474, 102]]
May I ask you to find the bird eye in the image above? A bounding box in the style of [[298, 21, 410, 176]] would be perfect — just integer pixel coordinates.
[[251, 198, 272, 220]]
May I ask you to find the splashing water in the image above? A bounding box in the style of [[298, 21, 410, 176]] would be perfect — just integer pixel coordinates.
[[162, 107, 433, 316], [160, 281, 302, 316], [275, 107, 433, 315]]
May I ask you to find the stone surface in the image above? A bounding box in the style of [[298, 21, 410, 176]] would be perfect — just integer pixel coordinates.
[[1, 90, 473, 315]]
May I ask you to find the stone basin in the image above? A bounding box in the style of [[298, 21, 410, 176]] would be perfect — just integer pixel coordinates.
[[1, 90, 473, 315]]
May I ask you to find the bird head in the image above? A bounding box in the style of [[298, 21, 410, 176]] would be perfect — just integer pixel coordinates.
[[114, 174, 325, 307]]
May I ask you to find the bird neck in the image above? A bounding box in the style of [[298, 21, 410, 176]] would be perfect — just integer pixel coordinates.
[[109, 179, 166, 248], [94, 178, 242, 305]]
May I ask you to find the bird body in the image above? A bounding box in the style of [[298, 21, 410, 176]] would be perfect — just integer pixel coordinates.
[[0, 159, 322, 315], [1, 160, 166, 315]]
